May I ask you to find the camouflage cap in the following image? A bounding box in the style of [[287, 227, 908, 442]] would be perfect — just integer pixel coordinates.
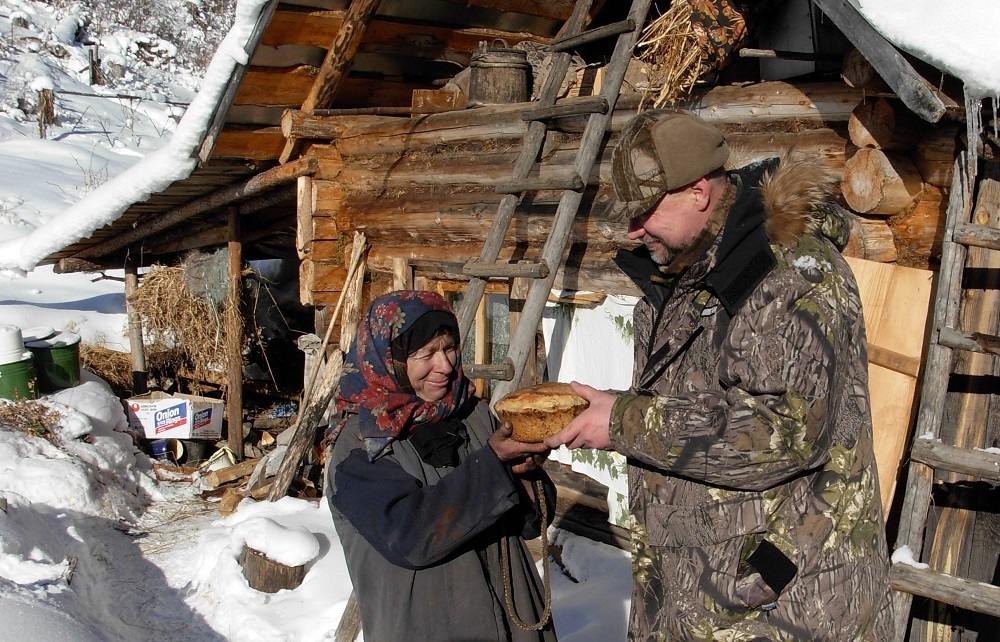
[[608, 110, 730, 221]]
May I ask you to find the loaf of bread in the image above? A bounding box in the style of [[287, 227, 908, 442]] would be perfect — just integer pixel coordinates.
[[494, 382, 589, 443]]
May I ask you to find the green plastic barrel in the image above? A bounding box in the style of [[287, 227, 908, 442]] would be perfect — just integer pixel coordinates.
[[0, 354, 38, 401], [26, 332, 81, 393]]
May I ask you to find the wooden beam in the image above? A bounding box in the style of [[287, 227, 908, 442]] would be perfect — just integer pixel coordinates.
[[812, 0, 948, 122], [226, 205, 245, 461], [70, 157, 317, 260], [438, 0, 574, 21], [280, 0, 383, 164]]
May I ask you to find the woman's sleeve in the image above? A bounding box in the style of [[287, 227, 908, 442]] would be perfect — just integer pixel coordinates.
[[331, 444, 522, 569]]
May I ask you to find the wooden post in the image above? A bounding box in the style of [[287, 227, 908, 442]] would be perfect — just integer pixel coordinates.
[[474, 295, 489, 398], [124, 265, 148, 394], [37, 88, 54, 139], [267, 232, 368, 502], [509, 276, 535, 388], [226, 205, 245, 461]]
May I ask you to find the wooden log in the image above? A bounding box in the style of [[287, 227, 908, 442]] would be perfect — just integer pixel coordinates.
[[913, 124, 960, 188], [842, 147, 925, 215], [319, 127, 850, 194], [842, 213, 898, 263], [204, 459, 261, 487], [263, 8, 543, 63], [239, 544, 305, 593], [848, 97, 922, 150], [307, 82, 863, 156], [841, 47, 891, 92], [888, 185, 947, 268]]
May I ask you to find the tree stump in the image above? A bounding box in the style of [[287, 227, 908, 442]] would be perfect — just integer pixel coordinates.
[[239, 544, 305, 593]]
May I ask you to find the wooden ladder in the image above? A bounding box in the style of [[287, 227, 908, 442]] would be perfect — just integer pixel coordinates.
[[455, 0, 653, 403], [890, 93, 1000, 638]]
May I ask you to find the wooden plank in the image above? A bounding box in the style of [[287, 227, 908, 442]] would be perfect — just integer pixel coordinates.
[[264, 8, 545, 61], [235, 67, 424, 108], [205, 459, 261, 487], [846, 256, 934, 512]]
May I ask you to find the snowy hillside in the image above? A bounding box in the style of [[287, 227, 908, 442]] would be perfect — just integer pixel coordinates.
[[0, 0, 234, 272]]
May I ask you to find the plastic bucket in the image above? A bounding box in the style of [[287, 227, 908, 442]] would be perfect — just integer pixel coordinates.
[[0, 353, 37, 401], [25, 331, 81, 393]]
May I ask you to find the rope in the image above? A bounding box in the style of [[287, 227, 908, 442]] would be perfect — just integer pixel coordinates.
[[500, 478, 552, 631]]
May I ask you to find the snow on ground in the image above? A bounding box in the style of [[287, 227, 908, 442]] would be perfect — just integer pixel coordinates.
[[0, 267, 632, 641]]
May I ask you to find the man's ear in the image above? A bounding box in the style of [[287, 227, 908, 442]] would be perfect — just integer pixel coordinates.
[[689, 177, 713, 211]]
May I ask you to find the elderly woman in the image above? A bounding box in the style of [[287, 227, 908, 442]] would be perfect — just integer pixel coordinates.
[[325, 290, 558, 642]]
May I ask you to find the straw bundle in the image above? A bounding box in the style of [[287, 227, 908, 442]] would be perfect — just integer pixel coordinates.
[[638, 0, 782, 109], [128, 264, 237, 383], [637, 1, 702, 109]]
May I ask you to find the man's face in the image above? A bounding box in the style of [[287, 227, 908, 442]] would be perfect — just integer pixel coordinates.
[[626, 184, 712, 265]]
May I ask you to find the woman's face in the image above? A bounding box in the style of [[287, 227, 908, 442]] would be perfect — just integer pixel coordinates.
[[405, 333, 459, 402]]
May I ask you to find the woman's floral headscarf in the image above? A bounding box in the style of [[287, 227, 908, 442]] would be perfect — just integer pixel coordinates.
[[326, 290, 471, 460]]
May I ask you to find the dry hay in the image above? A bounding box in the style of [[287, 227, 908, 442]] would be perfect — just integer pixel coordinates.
[[81, 343, 133, 390], [129, 264, 238, 382], [81, 343, 186, 392], [637, 1, 702, 109]]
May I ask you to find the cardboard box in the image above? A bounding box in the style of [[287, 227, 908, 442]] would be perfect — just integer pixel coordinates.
[[126, 391, 224, 440]]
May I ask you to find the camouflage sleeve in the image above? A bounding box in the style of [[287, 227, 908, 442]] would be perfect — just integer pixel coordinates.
[[610, 248, 858, 491]]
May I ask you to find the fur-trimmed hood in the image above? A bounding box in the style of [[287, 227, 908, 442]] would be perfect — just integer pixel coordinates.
[[761, 148, 844, 248]]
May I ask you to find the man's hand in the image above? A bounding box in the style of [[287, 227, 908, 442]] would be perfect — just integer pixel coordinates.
[[544, 382, 615, 450], [488, 421, 551, 472]]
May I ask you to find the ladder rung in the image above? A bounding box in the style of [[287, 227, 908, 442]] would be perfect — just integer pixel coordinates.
[[910, 438, 1000, 480], [953, 222, 1000, 250], [549, 19, 636, 52], [463, 260, 549, 279], [495, 174, 585, 194], [465, 360, 515, 381], [521, 97, 609, 121], [891, 562, 1000, 617], [937, 325, 1000, 356]]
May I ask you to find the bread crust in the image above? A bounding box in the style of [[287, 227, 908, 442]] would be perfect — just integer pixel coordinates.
[[494, 382, 589, 443]]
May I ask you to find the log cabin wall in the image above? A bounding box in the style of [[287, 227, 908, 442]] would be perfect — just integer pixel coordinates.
[[294, 78, 960, 308]]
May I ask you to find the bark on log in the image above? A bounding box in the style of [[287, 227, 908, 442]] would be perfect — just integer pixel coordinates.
[[888, 185, 947, 268], [239, 544, 305, 593], [843, 213, 898, 263], [913, 124, 961, 188], [842, 147, 925, 215], [848, 97, 922, 150]]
